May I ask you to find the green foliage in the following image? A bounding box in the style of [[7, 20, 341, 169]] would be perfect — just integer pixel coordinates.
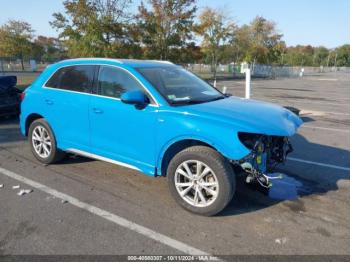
[[0, 20, 66, 66], [50, 0, 132, 58], [284, 45, 310, 66], [335, 45, 350, 66], [0, 20, 34, 69], [1, 3, 350, 68], [313, 46, 329, 66], [195, 8, 236, 78], [32, 36, 67, 62], [273, 44, 350, 67], [231, 16, 284, 65], [136, 0, 197, 61]]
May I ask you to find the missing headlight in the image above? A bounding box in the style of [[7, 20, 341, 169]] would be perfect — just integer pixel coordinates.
[[238, 132, 264, 150], [236, 132, 294, 188]]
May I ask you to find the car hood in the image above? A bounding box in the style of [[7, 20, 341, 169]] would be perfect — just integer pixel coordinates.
[[184, 96, 303, 136]]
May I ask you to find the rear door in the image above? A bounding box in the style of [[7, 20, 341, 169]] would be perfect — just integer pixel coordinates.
[[89, 65, 158, 175], [43, 65, 96, 151]]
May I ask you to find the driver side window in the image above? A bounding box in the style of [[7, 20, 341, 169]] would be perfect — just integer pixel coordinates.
[[97, 66, 143, 99]]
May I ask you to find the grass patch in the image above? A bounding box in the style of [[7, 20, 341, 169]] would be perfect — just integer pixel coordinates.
[[15, 73, 40, 91]]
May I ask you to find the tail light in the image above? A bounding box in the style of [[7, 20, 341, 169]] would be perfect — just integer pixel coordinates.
[[20, 92, 26, 101]]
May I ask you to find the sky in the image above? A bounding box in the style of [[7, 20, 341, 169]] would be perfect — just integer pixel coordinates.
[[0, 0, 349, 48]]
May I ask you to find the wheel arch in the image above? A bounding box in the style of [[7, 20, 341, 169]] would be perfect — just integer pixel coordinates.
[[157, 137, 225, 177], [25, 113, 44, 136]]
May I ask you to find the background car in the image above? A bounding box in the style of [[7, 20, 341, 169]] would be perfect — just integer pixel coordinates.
[[0, 76, 21, 118]]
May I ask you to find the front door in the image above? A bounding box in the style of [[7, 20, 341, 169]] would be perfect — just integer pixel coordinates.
[[89, 65, 158, 175]]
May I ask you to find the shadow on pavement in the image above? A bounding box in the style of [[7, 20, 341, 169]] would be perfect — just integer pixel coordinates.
[[1, 117, 349, 217], [0, 116, 26, 145], [220, 133, 350, 216]]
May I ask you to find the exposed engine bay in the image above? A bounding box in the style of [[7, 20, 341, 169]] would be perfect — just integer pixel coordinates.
[[235, 132, 294, 188]]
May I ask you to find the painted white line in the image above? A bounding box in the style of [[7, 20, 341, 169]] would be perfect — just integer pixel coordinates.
[[313, 78, 338, 81], [299, 109, 350, 117], [315, 111, 350, 116], [0, 166, 209, 256], [288, 157, 350, 172], [297, 101, 350, 107], [268, 99, 350, 107], [302, 125, 350, 133]]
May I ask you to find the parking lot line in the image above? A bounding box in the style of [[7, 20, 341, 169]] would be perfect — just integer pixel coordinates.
[[288, 157, 350, 172], [302, 125, 350, 133], [274, 99, 350, 107], [313, 78, 338, 81], [0, 166, 209, 256]]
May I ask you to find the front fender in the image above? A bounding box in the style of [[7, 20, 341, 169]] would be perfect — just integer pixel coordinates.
[[155, 110, 251, 174]]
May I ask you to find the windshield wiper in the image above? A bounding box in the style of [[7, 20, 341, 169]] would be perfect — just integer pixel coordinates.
[[170, 96, 226, 106], [206, 96, 226, 102], [170, 99, 204, 105]]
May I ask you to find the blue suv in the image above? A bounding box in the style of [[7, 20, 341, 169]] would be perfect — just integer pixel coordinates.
[[20, 58, 302, 216]]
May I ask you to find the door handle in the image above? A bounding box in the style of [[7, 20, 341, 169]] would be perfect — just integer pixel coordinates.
[[45, 99, 53, 105], [93, 108, 103, 114]]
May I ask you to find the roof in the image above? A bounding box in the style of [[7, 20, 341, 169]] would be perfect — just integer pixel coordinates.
[[58, 58, 174, 68]]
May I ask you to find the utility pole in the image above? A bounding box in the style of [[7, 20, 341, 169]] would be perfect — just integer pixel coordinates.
[[245, 68, 251, 99], [334, 52, 338, 69], [313, 53, 316, 66], [326, 53, 330, 68], [281, 53, 284, 66]]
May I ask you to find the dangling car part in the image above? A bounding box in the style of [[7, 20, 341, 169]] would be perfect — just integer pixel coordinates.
[[235, 132, 294, 188]]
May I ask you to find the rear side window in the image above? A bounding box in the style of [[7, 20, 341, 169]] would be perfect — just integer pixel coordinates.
[[45, 65, 95, 93], [97, 66, 143, 99]]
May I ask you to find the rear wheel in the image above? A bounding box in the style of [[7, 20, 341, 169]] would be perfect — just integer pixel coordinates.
[[28, 119, 65, 164], [167, 146, 235, 216]]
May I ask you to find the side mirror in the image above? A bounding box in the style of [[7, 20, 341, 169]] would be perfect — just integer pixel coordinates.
[[121, 90, 149, 105]]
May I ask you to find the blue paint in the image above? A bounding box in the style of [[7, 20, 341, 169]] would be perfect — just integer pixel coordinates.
[[20, 58, 303, 177]]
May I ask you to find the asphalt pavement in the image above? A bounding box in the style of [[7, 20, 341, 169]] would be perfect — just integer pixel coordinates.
[[0, 71, 350, 256]]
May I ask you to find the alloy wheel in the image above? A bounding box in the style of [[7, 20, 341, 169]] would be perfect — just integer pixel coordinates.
[[174, 160, 219, 207], [32, 125, 52, 158]]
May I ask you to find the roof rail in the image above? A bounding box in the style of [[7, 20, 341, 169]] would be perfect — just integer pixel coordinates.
[[152, 60, 173, 64], [59, 58, 123, 64]]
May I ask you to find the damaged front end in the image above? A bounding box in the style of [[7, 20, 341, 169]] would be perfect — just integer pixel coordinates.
[[234, 132, 294, 188]]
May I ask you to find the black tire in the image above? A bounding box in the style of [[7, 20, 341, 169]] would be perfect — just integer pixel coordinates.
[[28, 118, 65, 164], [167, 146, 235, 216]]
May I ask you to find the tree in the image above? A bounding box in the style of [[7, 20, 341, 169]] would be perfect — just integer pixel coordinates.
[[0, 20, 34, 70], [313, 46, 329, 66], [169, 42, 203, 63], [195, 7, 235, 80], [284, 45, 314, 66], [50, 0, 132, 58], [335, 45, 350, 66], [228, 25, 250, 63], [247, 16, 283, 65], [272, 41, 287, 65], [136, 0, 197, 60], [32, 36, 67, 62]]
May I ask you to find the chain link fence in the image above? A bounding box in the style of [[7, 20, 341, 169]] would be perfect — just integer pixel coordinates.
[[185, 63, 350, 79], [2, 57, 349, 80], [0, 57, 48, 73]]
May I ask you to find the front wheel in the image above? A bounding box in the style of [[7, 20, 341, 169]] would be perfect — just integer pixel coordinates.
[[167, 146, 235, 216]]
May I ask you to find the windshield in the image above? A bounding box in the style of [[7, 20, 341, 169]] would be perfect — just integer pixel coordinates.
[[136, 66, 225, 105]]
